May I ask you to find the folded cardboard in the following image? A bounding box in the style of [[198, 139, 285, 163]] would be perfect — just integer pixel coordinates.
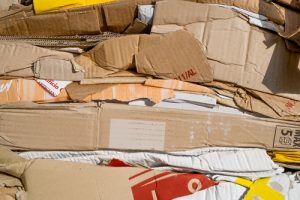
[[77, 30, 213, 82], [0, 149, 217, 200], [136, 31, 213, 83], [0, 79, 69, 103], [0, 0, 152, 36], [0, 42, 84, 81], [0, 102, 299, 151], [66, 83, 174, 103], [206, 81, 300, 122], [151, 1, 300, 101]]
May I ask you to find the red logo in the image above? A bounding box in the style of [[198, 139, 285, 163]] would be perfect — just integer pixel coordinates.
[[130, 169, 217, 200]]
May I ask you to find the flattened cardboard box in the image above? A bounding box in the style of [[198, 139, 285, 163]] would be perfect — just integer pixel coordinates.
[[0, 0, 152, 36], [0, 103, 300, 151], [0, 103, 100, 150], [0, 150, 216, 200], [151, 1, 300, 101]]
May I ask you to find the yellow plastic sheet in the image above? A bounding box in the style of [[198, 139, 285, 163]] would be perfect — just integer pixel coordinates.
[[271, 151, 300, 164], [243, 178, 284, 200], [33, 0, 116, 14]]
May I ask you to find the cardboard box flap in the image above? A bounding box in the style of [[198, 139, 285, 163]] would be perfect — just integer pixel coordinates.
[[102, 0, 139, 33], [0, 148, 29, 178], [75, 54, 115, 78], [0, 42, 72, 74], [85, 35, 140, 71], [136, 30, 213, 83], [33, 57, 84, 81], [0, 173, 22, 187], [153, 0, 238, 26], [0, 0, 152, 36]]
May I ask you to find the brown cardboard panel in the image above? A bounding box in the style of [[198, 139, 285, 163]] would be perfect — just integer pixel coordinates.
[[0, 103, 100, 150], [152, 1, 300, 101], [136, 31, 213, 83], [0, 0, 152, 36], [0, 42, 84, 80], [0, 150, 216, 200], [78, 30, 213, 81], [0, 6, 102, 36], [99, 103, 300, 151], [1, 103, 300, 151]]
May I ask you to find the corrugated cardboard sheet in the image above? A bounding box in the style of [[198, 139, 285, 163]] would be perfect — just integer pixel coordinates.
[[0, 0, 153, 36], [77, 30, 213, 82], [151, 1, 300, 101], [0, 103, 299, 151], [0, 42, 84, 81], [0, 149, 217, 200]]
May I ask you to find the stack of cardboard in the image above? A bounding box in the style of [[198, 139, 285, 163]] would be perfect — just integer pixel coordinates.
[[0, 0, 300, 199]]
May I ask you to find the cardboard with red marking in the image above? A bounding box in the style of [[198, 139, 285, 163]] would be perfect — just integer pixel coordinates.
[[0, 79, 69, 103], [77, 30, 213, 82], [36, 79, 71, 97], [136, 30, 213, 83], [0, 150, 217, 200]]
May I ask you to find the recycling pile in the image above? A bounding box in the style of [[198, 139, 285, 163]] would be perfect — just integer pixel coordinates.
[[0, 0, 300, 199]]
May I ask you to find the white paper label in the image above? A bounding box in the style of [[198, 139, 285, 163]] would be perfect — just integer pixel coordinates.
[[109, 119, 166, 150], [36, 79, 71, 97]]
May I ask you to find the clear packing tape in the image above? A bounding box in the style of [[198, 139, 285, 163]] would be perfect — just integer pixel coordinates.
[[33, 0, 116, 14]]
